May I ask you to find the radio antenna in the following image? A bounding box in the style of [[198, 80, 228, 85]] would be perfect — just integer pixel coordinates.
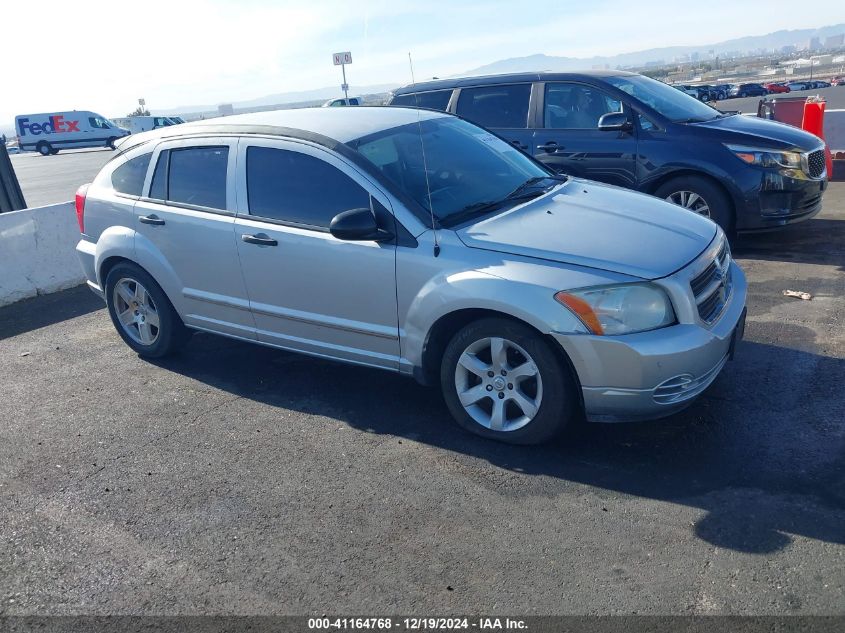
[[409, 51, 440, 257]]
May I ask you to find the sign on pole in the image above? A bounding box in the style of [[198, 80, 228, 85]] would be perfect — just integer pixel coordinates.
[[138, 98, 146, 107], [332, 52, 353, 102], [332, 52, 352, 66]]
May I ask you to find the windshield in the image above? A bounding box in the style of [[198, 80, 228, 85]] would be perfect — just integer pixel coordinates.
[[348, 117, 551, 224], [605, 75, 723, 123]]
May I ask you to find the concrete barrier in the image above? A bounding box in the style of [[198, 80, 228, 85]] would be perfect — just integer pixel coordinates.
[[0, 201, 85, 307]]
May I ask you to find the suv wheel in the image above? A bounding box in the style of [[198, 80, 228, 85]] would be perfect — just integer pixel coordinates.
[[655, 175, 733, 233], [105, 262, 190, 358], [440, 318, 576, 444]]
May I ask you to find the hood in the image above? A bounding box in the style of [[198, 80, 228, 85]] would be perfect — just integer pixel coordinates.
[[456, 179, 717, 280], [692, 114, 823, 151]]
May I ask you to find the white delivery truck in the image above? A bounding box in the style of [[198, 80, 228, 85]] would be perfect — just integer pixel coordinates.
[[15, 111, 129, 155], [127, 116, 183, 134]]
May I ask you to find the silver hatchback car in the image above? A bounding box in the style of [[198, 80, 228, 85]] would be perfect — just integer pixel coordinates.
[[75, 107, 747, 444]]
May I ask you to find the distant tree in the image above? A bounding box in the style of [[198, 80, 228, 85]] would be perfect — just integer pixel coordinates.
[[127, 106, 150, 117]]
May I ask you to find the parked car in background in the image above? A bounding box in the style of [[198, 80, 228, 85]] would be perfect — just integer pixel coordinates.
[[73, 107, 747, 444], [389, 71, 828, 233], [14, 111, 129, 155], [322, 97, 361, 107], [728, 83, 769, 98], [674, 85, 710, 101], [763, 82, 791, 94], [786, 81, 810, 91], [809, 80, 831, 89], [699, 85, 727, 101], [832, 77, 845, 86]]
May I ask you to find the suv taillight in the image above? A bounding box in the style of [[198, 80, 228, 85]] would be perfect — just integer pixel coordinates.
[[75, 184, 89, 233]]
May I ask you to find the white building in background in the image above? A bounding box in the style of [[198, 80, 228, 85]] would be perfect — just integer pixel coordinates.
[[808, 37, 822, 51]]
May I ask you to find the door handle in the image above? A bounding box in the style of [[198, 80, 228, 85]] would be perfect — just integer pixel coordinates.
[[139, 214, 165, 226], [510, 140, 528, 150], [241, 233, 278, 246], [537, 142, 560, 152]]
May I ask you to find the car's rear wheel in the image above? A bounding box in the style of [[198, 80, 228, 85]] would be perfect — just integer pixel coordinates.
[[440, 318, 576, 445], [36, 142, 52, 156], [105, 262, 190, 358], [655, 175, 733, 233]]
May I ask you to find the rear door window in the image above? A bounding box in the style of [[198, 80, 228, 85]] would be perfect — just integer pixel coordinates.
[[544, 83, 622, 129], [246, 146, 370, 228], [456, 84, 531, 128], [111, 153, 152, 196], [391, 90, 453, 111], [149, 146, 229, 210]]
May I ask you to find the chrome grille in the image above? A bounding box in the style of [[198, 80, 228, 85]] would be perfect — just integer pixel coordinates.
[[806, 149, 826, 179], [690, 239, 732, 324]]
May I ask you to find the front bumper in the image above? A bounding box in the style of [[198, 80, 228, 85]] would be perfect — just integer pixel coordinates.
[[735, 169, 827, 232], [552, 254, 747, 423]]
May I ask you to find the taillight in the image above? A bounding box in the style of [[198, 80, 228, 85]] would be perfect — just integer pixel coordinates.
[[75, 184, 89, 233]]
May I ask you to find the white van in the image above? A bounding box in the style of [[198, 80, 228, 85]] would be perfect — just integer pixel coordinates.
[[127, 116, 183, 134], [15, 111, 129, 155]]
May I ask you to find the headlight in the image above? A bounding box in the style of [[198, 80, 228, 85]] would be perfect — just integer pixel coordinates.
[[725, 144, 802, 170], [555, 283, 676, 335]]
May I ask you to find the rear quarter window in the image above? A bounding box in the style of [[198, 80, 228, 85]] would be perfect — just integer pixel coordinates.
[[111, 153, 152, 197], [456, 84, 531, 128], [391, 90, 453, 111]]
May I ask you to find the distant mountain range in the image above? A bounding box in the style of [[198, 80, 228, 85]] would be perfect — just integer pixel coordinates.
[[462, 24, 845, 76]]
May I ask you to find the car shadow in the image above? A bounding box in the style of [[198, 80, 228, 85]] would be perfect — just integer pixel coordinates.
[[733, 217, 845, 271], [150, 327, 845, 556]]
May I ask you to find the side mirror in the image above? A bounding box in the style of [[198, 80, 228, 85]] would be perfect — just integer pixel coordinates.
[[598, 112, 633, 132], [329, 207, 394, 242]]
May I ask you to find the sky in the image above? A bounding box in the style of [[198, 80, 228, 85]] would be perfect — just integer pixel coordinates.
[[1, 0, 844, 124]]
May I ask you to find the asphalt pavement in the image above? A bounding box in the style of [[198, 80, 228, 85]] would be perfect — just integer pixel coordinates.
[[715, 85, 845, 114], [0, 184, 844, 615], [9, 148, 114, 208]]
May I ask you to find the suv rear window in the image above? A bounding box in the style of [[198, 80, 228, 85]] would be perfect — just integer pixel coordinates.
[[111, 153, 151, 196], [149, 147, 229, 210], [456, 84, 531, 129], [391, 90, 452, 111]]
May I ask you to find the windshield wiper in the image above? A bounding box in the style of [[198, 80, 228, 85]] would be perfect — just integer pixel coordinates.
[[674, 117, 715, 124], [440, 200, 506, 227], [505, 175, 566, 198]]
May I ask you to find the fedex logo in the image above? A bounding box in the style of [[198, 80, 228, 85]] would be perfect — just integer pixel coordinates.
[[18, 115, 80, 136]]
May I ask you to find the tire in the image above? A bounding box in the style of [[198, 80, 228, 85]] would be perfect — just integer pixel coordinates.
[[440, 317, 577, 445], [105, 262, 191, 358], [739, 91, 747, 98], [107, 137, 117, 149], [36, 142, 52, 156], [49, 148, 59, 155], [655, 175, 734, 233]]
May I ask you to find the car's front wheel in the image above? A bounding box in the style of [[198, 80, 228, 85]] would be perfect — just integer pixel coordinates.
[[105, 262, 191, 358], [440, 318, 577, 444], [655, 175, 733, 233]]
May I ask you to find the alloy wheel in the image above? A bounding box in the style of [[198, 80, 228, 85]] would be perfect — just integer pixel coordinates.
[[453, 336, 543, 432], [666, 190, 711, 218], [113, 278, 160, 345]]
